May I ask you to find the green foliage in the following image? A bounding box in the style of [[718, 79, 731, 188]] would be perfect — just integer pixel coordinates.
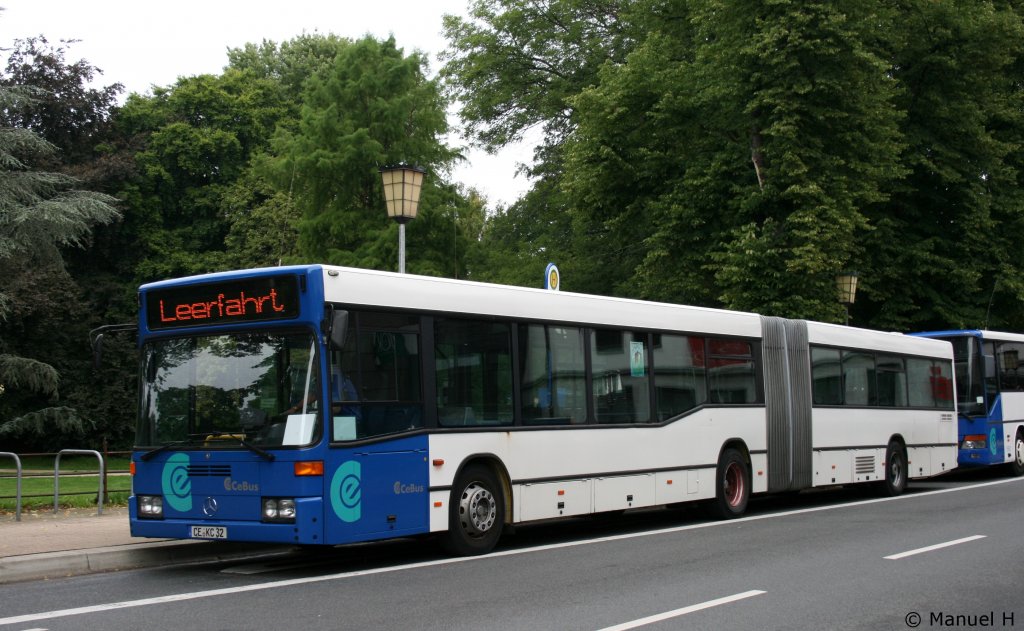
[[446, 0, 1024, 330], [0, 406, 93, 442], [441, 0, 636, 149], [0, 38, 121, 451], [266, 36, 460, 272], [860, 0, 1024, 330], [0, 36, 122, 163]]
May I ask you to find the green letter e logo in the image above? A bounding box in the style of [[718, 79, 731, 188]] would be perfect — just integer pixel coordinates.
[[161, 453, 192, 512], [330, 460, 362, 523]]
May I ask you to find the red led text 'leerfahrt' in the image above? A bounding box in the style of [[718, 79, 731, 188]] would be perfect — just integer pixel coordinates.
[[158, 289, 287, 324]]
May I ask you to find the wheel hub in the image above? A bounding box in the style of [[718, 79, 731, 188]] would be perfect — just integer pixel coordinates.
[[724, 462, 745, 507], [459, 482, 496, 536], [890, 454, 904, 486]]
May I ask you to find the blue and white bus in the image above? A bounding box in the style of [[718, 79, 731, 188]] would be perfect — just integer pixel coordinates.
[[912, 330, 1024, 476], [124, 265, 958, 555]]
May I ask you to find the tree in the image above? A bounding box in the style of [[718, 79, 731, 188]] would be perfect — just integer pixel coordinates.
[[266, 36, 462, 273], [563, 1, 908, 320], [446, 0, 1024, 331], [442, 0, 640, 291], [859, 1, 1024, 330], [441, 0, 635, 150], [0, 36, 122, 164], [0, 83, 118, 446], [113, 68, 292, 282]]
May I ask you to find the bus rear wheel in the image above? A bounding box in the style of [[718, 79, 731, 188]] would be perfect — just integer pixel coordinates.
[[1010, 431, 1024, 477], [883, 441, 908, 496], [443, 464, 504, 556], [711, 448, 749, 519]]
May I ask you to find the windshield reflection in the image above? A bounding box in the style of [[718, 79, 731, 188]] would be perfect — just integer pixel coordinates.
[[138, 331, 321, 448]]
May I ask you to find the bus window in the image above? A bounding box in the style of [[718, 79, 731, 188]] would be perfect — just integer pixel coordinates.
[[519, 324, 586, 425], [984, 341, 999, 405], [330, 311, 422, 440], [139, 331, 321, 448], [708, 339, 756, 404], [996, 342, 1024, 392], [653, 334, 707, 419], [876, 355, 908, 407], [811, 347, 842, 405], [591, 329, 651, 423], [907, 357, 956, 410], [842, 351, 875, 406], [435, 318, 514, 427]]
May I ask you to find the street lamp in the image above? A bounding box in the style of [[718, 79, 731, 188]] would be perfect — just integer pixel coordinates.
[[836, 271, 859, 325], [380, 164, 426, 274]]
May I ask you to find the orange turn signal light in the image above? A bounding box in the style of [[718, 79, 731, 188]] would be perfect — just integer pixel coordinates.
[[294, 461, 324, 476], [130, 461, 136, 476]]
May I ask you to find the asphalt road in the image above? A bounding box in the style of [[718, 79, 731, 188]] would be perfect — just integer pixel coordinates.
[[2, 468, 1022, 631]]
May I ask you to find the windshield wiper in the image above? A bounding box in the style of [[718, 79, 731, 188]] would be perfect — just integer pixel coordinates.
[[140, 440, 192, 461], [192, 431, 276, 461]]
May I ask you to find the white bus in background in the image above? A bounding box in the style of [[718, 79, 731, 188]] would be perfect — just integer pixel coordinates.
[[127, 265, 958, 556]]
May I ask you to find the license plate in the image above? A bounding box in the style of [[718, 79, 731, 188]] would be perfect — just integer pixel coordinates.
[[190, 525, 228, 540]]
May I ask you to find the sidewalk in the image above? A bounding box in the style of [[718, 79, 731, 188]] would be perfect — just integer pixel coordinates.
[[0, 508, 292, 584]]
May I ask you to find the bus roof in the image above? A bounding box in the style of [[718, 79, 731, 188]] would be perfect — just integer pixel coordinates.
[[320, 265, 763, 338], [913, 329, 1024, 344], [138, 264, 954, 358]]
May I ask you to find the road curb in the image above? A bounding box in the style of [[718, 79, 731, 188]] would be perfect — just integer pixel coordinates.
[[0, 540, 295, 584]]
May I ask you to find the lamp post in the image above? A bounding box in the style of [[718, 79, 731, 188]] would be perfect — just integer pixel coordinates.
[[836, 271, 859, 325], [380, 165, 426, 274]]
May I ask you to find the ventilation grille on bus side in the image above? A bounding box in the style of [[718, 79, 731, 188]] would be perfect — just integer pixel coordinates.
[[186, 465, 232, 477], [855, 456, 875, 475]]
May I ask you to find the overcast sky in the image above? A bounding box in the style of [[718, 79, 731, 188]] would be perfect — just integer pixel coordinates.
[[1, 0, 534, 206]]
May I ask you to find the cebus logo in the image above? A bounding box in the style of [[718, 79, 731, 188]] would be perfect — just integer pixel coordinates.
[[161, 453, 192, 512], [330, 461, 362, 523]]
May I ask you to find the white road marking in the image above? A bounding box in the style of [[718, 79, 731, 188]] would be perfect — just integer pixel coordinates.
[[1, 476, 1021, 627], [596, 590, 766, 631], [884, 535, 987, 560]]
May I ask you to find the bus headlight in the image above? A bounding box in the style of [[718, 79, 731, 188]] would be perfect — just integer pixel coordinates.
[[962, 434, 987, 450], [262, 498, 296, 523], [138, 495, 164, 519]]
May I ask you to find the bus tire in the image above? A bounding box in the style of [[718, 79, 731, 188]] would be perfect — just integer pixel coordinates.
[[443, 464, 504, 556], [1010, 431, 1024, 477], [711, 448, 749, 519], [883, 441, 908, 496]]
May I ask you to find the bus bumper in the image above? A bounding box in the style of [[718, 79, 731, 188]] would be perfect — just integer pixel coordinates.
[[129, 496, 324, 545]]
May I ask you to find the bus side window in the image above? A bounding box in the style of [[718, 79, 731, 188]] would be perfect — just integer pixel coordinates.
[[811, 347, 842, 405], [997, 342, 1024, 392], [842, 350, 875, 407], [653, 334, 707, 419], [707, 339, 756, 404], [519, 324, 586, 425], [435, 318, 514, 427], [331, 310, 423, 441], [590, 329, 651, 423]]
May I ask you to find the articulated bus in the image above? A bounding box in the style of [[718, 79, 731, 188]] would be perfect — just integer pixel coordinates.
[[125, 265, 957, 555], [912, 330, 1024, 476]]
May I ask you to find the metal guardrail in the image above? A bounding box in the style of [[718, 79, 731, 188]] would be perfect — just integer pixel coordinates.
[[54, 449, 105, 515], [0, 452, 21, 521]]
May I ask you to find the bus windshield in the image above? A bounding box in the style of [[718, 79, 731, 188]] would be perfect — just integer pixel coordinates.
[[138, 330, 321, 448], [945, 335, 985, 416]]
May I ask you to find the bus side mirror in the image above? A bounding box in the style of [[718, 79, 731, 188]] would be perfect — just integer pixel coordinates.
[[89, 323, 138, 370], [984, 354, 996, 379], [329, 310, 349, 350]]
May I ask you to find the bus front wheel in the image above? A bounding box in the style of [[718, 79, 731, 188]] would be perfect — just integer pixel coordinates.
[[883, 441, 908, 496], [443, 464, 504, 556], [711, 448, 750, 519], [1010, 431, 1024, 477]]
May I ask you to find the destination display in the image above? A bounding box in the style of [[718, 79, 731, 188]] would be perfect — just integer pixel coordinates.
[[146, 275, 301, 330]]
